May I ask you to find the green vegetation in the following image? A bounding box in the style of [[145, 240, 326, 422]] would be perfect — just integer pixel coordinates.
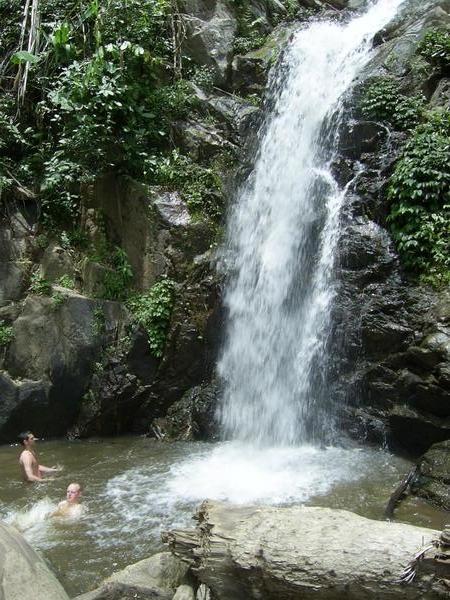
[[388, 111, 450, 286], [0, 0, 206, 229], [127, 278, 175, 358], [57, 274, 75, 288], [360, 34, 450, 287], [155, 150, 225, 220], [418, 28, 450, 70], [0, 321, 14, 346], [101, 246, 134, 301], [51, 290, 66, 310], [231, 1, 268, 55], [92, 306, 106, 336], [361, 77, 425, 131], [29, 273, 52, 295]]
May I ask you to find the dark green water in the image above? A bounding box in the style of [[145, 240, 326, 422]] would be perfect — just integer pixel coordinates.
[[0, 437, 447, 596]]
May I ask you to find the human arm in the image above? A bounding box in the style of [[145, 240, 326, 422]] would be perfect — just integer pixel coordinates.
[[39, 464, 63, 475]]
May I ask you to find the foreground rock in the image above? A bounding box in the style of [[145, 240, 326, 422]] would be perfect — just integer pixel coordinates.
[[0, 521, 69, 600], [164, 501, 448, 600], [413, 440, 450, 511], [74, 552, 190, 600]]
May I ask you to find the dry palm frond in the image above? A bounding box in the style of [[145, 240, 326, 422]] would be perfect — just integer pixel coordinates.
[[399, 541, 439, 584]]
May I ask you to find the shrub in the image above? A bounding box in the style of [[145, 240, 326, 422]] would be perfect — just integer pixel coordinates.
[[388, 111, 450, 285], [0, 321, 14, 346], [126, 278, 175, 358], [154, 150, 224, 220], [361, 77, 425, 130], [418, 28, 450, 70], [101, 246, 133, 300], [29, 273, 52, 295]]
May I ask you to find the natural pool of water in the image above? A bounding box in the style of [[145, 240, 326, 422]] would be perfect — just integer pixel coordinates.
[[0, 436, 446, 596]]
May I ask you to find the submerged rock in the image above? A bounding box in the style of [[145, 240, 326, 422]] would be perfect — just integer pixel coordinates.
[[0, 521, 69, 600]]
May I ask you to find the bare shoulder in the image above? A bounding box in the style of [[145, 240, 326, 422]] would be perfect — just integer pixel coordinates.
[[19, 449, 34, 464]]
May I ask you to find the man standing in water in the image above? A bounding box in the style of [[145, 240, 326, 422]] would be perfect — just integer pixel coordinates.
[[53, 483, 84, 518], [18, 431, 61, 482]]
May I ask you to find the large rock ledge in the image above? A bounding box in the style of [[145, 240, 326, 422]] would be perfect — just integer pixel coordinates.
[[164, 501, 449, 600], [0, 521, 69, 600]]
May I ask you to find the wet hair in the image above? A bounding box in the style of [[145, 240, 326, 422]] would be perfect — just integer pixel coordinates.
[[68, 482, 83, 492], [18, 431, 33, 446]]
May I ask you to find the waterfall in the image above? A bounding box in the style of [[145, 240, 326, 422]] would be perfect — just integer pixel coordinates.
[[218, 0, 405, 447]]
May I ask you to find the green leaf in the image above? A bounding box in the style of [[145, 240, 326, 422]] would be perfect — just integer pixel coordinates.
[[11, 51, 39, 64]]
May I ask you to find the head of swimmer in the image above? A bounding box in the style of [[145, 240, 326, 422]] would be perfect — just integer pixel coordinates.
[[66, 483, 82, 504], [18, 431, 37, 448]]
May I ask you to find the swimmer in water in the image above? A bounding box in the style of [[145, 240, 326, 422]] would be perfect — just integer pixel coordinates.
[[18, 431, 61, 482], [53, 483, 84, 518]]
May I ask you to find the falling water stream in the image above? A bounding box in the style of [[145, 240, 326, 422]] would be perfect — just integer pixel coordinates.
[[218, 0, 406, 445], [4, 2, 444, 596]]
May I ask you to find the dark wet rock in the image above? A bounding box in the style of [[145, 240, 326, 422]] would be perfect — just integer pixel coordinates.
[[413, 440, 450, 510], [192, 85, 260, 143], [0, 291, 127, 442], [147, 257, 223, 407], [151, 381, 220, 441], [0, 521, 69, 600], [85, 176, 215, 290], [172, 119, 233, 161], [231, 25, 295, 94], [389, 405, 450, 456], [0, 372, 49, 443], [339, 121, 389, 161]]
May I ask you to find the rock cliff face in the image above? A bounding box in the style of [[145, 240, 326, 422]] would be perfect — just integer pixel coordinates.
[[0, 0, 448, 478], [330, 0, 450, 457]]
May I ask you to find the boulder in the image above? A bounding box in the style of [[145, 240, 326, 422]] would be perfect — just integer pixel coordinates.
[[0, 208, 30, 306], [164, 501, 446, 600], [151, 381, 220, 441], [413, 440, 450, 510], [0, 521, 69, 600], [231, 25, 295, 94], [180, 0, 237, 86], [40, 241, 75, 283], [0, 291, 127, 441], [74, 552, 189, 600], [172, 119, 232, 161], [192, 86, 260, 142], [173, 585, 196, 600]]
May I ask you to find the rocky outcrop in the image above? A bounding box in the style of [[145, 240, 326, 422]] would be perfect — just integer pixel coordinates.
[[0, 207, 32, 306], [413, 440, 450, 510], [74, 552, 190, 600], [164, 500, 448, 600], [330, 0, 450, 456], [151, 381, 220, 441], [0, 291, 127, 442], [0, 521, 69, 600]]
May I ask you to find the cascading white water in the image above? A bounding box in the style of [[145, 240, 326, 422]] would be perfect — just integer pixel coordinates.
[[218, 0, 406, 446]]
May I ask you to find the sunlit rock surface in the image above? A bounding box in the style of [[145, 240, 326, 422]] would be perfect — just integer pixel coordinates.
[[165, 501, 447, 600], [0, 521, 69, 600]]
